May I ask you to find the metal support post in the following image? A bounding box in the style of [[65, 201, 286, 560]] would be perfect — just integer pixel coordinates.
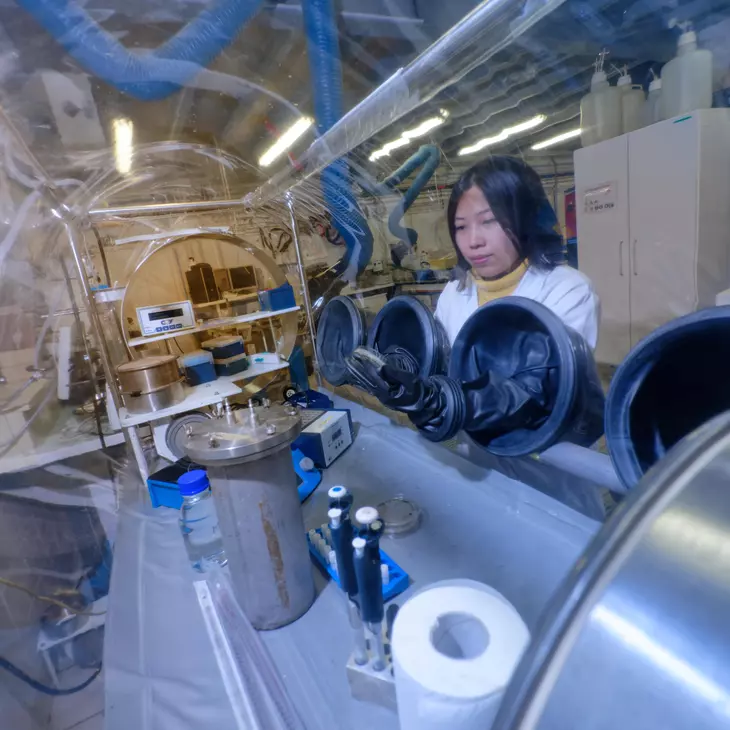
[[285, 192, 321, 385]]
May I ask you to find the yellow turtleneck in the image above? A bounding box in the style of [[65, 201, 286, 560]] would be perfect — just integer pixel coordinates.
[[474, 260, 529, 306]]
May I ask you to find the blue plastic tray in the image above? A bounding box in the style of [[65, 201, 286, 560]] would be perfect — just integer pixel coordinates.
[[306, 528, 409, 602]]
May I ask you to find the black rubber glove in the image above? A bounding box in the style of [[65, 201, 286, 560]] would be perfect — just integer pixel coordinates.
[[344, 347, 465, 441], [462, 330, 558, 440]]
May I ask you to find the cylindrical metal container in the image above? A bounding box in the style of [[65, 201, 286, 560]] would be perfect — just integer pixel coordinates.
[[117, 355, 183, 414], [184, 403, 315, 629], [122, 382, 184, 414], [493, 411, 730, 730], [117, 355, 180, 394]]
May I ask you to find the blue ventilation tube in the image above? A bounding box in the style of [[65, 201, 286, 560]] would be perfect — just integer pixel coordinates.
[[302, 0, 373, 279], [378, 144, 441, 248], [16, 0, 263, 101]]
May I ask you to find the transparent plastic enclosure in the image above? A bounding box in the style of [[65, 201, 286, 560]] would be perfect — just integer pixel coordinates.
[[1, 0, 729, 727]]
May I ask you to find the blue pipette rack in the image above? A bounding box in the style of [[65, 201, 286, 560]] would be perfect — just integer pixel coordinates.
[[306, 528, 409, 602]]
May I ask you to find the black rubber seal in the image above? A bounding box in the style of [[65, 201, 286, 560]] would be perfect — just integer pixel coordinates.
[[315, 296, 367, 386], [367, 295, 449, 379], [606, 305, 730, 489]]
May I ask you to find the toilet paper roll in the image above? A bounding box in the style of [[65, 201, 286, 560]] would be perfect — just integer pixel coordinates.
[[393, 579, 530, 730]]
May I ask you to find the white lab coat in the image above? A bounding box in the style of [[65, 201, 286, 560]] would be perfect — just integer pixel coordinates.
[[435, 265, 600, 349]]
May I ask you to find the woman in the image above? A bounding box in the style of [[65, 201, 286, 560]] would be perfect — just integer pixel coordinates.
[[436, 156, 599, 348]]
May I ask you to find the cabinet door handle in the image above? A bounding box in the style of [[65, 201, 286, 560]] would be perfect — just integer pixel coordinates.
[[632, 239, 638, 276], [619, 240, 624, 276]]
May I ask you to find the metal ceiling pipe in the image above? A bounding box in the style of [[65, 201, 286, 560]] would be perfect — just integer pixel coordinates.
[[493, 410, 730, 730]]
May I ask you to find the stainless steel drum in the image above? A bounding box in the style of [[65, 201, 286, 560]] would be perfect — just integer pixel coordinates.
[[184, 403, 315, 630], [493, 411, 730, 730], [116, 355, 183, 414]]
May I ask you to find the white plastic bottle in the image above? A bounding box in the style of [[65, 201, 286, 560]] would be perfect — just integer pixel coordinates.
[[617, 68, 646, 133], [661, 20, 713, 118], [581, 50, 621, 147], [644, 71, 664, 126]]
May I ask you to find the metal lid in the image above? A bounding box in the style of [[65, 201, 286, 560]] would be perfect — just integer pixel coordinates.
[[177, 469, 209, 496], [201, 335, 244, 349], [179, 350, 213, 367], [117, 355, 177, 373], [376, 497, 421, 536], [183, 403, 301, 465]]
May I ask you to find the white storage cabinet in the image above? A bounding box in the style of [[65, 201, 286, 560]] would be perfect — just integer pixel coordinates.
[[574, 109, 730, 364]]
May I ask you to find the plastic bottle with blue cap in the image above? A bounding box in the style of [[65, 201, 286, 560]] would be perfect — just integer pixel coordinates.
[[178, 470, 228, 572]]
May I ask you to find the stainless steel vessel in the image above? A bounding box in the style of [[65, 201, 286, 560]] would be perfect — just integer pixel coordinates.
[[493, 412, 730, 730], [116, 355, 183, 414], [184, 402, 315, 630]]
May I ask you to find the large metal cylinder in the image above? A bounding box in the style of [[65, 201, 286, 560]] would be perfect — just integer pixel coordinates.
[[184, 404, 315, 629], [493, 411, 730, 730]]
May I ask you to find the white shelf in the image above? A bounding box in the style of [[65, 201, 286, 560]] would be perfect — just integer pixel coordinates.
[[118, 355, 290, 427], [218, 356, 291, 383], [127, 306, 300, 347]]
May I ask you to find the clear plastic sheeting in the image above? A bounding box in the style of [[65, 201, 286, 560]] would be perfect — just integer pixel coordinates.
[[1, 0, 730, 728]]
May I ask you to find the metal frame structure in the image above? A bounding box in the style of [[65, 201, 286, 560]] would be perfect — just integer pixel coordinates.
[[0, 107, 319, 475]]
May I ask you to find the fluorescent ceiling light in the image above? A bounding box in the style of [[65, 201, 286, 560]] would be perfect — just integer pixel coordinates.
[[531, 128, 582, 150], [259, 117, 314, 168], [503, 115, 547, 136], [112, 118, 133, 175], [458, 114, 546, 156], [369, 110, 449, 161], [459, 131, 508, 156], [402, 115, 448, 139]]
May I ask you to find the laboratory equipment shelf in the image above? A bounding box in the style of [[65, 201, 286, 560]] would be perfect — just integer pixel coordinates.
[[118, 354, 290, 427], [126, 306, 300, 347]]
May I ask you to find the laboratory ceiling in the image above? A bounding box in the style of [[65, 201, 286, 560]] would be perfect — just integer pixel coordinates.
[[3, 0, 730, 193]]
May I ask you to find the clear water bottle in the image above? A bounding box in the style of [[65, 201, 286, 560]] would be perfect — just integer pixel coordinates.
[[178, 470, 227, 572]]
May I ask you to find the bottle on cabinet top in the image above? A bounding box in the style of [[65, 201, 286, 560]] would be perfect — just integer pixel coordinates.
[[644, 70, 664, 126], [617, 67, 646, 134], [581, 49, 622, 148], [661, 19, 713, 119]]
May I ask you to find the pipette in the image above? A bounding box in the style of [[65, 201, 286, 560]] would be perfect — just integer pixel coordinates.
[[353, 506, 386, 671], [327, 486, 368, 665]]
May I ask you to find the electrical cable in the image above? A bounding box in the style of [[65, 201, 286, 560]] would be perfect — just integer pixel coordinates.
[[0, 656, 102, 696], [0, 577, 106, 616]]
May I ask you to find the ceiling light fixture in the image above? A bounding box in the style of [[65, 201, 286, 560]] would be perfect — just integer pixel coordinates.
[[112, 118, 134, 175], [369, 110, 449, 161], [531, 128, 582, 150], [259, 117, 314, 168], [458, 114, 546, 156]]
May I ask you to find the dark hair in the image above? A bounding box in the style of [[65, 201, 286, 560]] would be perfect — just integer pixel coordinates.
[[447, 155, 564, 290]]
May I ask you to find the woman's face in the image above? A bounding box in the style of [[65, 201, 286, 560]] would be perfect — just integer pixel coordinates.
[[453, 185, 520, 279]]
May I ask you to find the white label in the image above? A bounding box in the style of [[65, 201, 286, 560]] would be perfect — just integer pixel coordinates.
[[583, 182, 617, 214]]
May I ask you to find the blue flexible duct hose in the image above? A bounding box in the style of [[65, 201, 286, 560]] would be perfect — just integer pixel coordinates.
[[302, 0, 373, 279], [16, 0, 263, 101], [379, 144, 440, 247]]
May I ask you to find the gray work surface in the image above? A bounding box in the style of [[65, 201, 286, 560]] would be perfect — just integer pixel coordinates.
[[105, 398, 600, 730]]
